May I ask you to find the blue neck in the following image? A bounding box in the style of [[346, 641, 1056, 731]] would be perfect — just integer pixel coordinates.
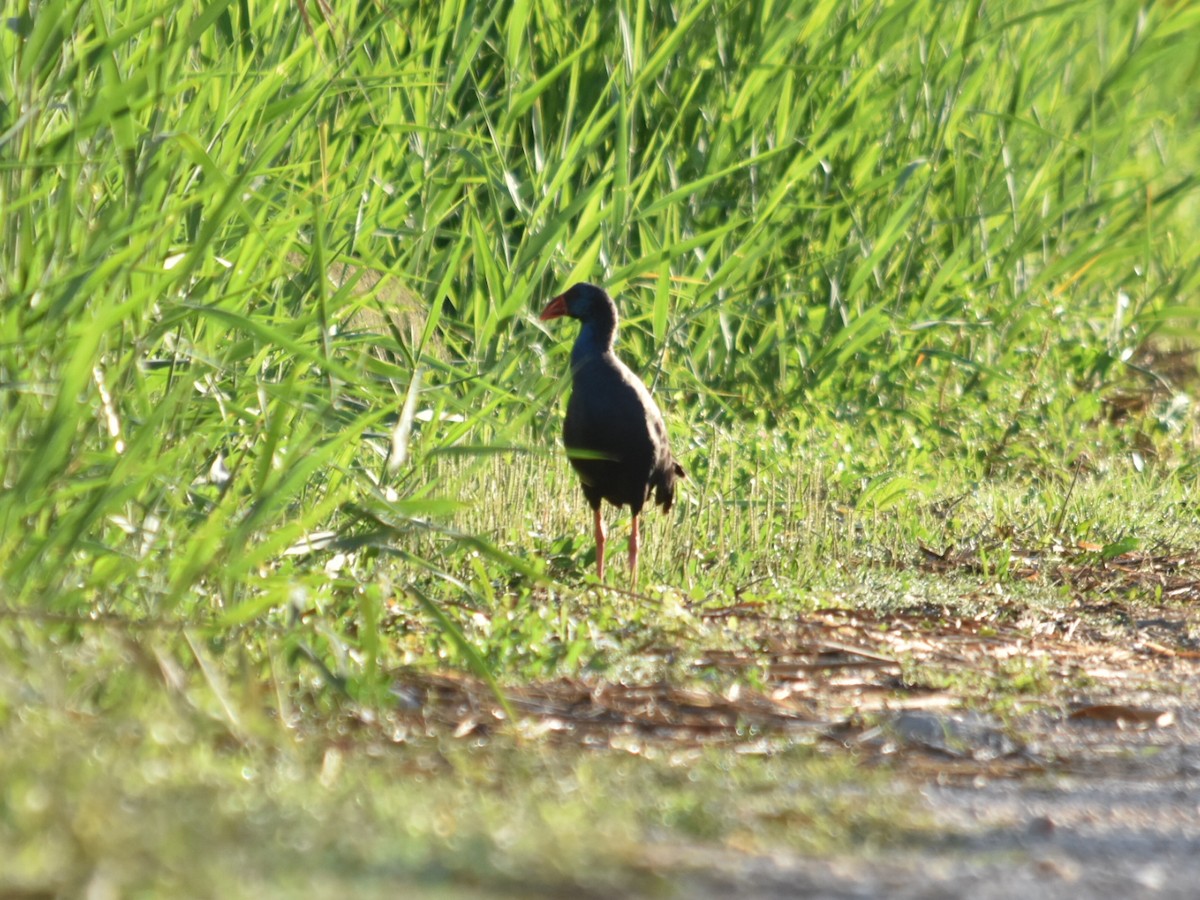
[[571, 319, 615, 366]]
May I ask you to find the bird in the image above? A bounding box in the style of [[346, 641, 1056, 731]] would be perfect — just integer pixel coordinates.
[[539, 282, 685, 585]]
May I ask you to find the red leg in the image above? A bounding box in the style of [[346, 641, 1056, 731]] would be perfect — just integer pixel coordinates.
[[594, 506, 606, 581], [629, 513, 640, 587]]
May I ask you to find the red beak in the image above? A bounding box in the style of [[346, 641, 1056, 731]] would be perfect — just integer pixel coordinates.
[[539, 295, 569, 321]]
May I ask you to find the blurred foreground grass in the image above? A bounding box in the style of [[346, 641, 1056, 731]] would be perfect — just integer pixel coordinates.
[[2, 0, 1200, 893], [1, 623, 918, 896]]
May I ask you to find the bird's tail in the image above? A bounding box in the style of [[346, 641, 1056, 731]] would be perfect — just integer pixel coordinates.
[[652, 459, 686, 512]]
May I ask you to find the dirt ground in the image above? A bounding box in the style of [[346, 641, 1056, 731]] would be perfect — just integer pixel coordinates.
[[397, 548, 1200, 898], [671, 710, 1200, 898], [690, 550, 1200, 897], [661, 696, 1200, 899]]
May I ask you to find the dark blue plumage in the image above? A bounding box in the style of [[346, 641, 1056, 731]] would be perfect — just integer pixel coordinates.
[[540, 283, 685, 583]]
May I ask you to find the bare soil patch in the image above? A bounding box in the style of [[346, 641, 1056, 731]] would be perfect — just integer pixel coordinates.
[[392, 547, 1200, 896]]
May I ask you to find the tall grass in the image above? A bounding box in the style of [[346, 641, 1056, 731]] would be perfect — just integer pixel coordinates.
[[1, 0, 1198, 671]]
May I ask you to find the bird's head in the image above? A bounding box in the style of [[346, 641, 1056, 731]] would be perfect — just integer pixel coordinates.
[[539, 282, 617, 325]]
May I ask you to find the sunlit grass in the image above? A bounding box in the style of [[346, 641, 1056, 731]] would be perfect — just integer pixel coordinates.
[[3, 0, 1200, 893]]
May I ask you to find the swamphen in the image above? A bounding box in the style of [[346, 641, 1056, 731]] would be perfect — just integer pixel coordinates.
[[540, 283, 685, 584]]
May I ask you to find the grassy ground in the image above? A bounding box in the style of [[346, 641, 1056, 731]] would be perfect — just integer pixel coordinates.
[[3, 0, 1200, 895]]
